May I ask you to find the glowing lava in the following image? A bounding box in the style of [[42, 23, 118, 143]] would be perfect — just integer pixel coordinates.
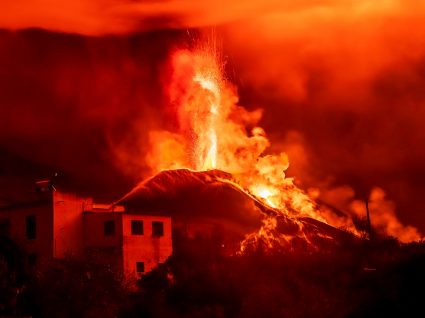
[[144, 44, 421, 249], [146, 46, 333, 250], [164, 47, 321, 221], [192, 74, 219, 170]]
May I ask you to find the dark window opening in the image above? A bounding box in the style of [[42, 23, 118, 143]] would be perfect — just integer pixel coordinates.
[[28, 253, 38, 266], [26, 215, 36, 240], [136, 261, 145, 273], [152, 221, 164, 237], [0, 218, 11, 237], [131, 220, 144, 235], [104, 220, 115, 236]]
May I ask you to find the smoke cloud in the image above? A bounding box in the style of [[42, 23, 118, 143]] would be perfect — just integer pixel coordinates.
[[0, 0, 424, 234], [0, 0, 356, 35], [0, 29, 183, 197], [218, 0, 425, 233]]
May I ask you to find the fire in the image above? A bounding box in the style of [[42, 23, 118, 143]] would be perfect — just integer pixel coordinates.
[[165, 47, 304, 212], [168, 49, 223, 171], [192, 74, 219, 170], [146, 43, 422, 249], [147, 45, 329, 250], [250, 185, 278, 208]]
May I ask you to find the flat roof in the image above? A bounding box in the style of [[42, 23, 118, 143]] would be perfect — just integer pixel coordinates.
[[83, 204, 125, 213]]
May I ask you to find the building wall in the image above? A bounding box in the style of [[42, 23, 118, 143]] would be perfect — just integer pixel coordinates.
[[0, 186, 174, 281], [174, 220, 216, 239], [0, 202, 54, 262], [83, 212, 123, 248], [122, 214, 172, 280], [53, 191, 85, 258]]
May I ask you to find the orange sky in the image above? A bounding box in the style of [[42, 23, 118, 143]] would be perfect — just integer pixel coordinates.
[[0, 0, 425, 232]]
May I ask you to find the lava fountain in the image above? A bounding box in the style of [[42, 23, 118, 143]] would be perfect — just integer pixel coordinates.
[[141, 45, 343, 251], [159, 47, 322, 220], [136, 42, 421, 250]]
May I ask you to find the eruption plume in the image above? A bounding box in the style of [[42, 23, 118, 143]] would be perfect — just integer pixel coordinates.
[[138, 41, 422, 250]]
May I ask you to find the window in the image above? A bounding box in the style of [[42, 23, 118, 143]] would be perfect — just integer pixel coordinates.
[[131, 220, 144, 235], [136, 262, 145, 273], [0, 218, 11, 237], [152, 221, 164, 237], [26, 215, 36, 240], [28, 253, 38, 266], [104, 220, 115, 236]]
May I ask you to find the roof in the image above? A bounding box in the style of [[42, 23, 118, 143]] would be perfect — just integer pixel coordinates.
[[83, 203, 125, 213]]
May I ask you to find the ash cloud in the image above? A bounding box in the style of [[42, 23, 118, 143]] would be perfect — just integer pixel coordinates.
[[219, 0, 425, 232], [0, 29, 183, 198], [0, 0, 424, 233], [0, 0, 341, 35]]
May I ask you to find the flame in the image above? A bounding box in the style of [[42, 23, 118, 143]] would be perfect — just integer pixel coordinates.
[[147, 43, 421, 250], [192, 74, 219, 170], [166, 48, 304, 213], [168, 49, 223, 171], [148, 45, 329, 250]]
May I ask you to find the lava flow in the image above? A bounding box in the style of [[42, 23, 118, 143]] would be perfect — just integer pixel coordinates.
[[134, 43, 421, 251]]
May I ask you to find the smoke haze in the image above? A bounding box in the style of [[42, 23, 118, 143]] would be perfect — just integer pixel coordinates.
[[0, 0, 424, 233]]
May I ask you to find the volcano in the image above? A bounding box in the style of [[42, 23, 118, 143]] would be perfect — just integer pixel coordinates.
[[117, 169, 357, 253]]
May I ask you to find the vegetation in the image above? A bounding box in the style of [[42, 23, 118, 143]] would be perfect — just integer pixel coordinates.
[[121, 237, 425, 318], [1, 235, 425, 317]]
